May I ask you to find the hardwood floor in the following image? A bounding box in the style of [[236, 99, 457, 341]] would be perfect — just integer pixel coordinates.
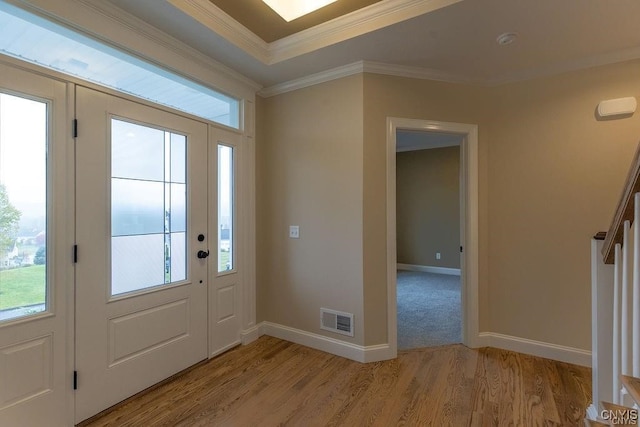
[[81, 336, 591, 426]]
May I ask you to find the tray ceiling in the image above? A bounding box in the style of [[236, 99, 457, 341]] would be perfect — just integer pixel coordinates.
[[209, 0, 383, 42]]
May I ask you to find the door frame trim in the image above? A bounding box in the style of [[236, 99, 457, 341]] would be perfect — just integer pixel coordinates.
[[386, 117, 480, 356]]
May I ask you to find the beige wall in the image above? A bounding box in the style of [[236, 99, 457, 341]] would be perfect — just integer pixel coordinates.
[[255, 74, 365, 344], [257, 59, 640, 352], [485, 62, 640, 348], [363, 75, 491, 345], [396, 146, 461, 269], [363, 61, 640, 349]]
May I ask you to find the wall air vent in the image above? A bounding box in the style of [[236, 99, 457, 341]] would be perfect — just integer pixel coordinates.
[[320, 308, 354, 337]]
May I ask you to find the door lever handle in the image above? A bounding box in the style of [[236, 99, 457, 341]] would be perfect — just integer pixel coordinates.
[[197, 250, 210, 259]]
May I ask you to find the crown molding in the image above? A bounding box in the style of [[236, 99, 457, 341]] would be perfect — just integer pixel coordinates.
[[362, 61, 475, 85], [168, 0, 270, 64], [258, 60, 475, 97], [258, 62, 365, 97], [168, 0, 462, 65]]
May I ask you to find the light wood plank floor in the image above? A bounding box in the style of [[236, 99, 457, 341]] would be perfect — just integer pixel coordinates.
[[81, 336, 591, 426]]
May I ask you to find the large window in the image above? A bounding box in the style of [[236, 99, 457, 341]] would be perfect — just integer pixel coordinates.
[[111, 119, 186, 296], [0, 93, 47, 322], [0, 1, 240, 128]]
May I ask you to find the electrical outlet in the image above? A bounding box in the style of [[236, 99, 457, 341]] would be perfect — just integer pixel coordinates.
[[289, 225, 300, 239], [436, 252, 441, 260]]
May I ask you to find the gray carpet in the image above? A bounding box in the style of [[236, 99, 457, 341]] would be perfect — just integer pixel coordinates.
[[397, 270, 461, 350]]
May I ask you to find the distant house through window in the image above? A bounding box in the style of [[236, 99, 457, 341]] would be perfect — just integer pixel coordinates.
[[0, 93, 47, 322]]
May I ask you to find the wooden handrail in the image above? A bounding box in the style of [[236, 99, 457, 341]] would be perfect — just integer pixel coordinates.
[[602, 142, 640, 264]]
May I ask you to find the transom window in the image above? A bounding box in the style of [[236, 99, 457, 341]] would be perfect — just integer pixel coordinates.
[[0, 1, 240, 129]]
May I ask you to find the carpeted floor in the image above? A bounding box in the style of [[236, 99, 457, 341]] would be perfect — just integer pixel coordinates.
[[397, 270, 461, 350]]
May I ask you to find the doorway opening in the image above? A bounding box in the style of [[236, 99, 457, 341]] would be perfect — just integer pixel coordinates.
[[385, 117, 479, 356], [396, 130, 462, 349]]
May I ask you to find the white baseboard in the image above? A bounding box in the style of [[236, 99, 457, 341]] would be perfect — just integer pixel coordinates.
[[478, 332, 591, 367], [397, 263, 461, 276], [244, 322, 588, 367], [240, 323, 263, 345], [260, 321, 394, 363]]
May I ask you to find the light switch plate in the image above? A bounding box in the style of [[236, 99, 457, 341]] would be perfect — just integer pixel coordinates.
[[289, 225, 300, 239]]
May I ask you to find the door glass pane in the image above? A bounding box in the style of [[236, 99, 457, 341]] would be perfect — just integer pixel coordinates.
[[218, 144, 233, 273], [111, 178, 164, 236], [111, 119, 187, 296], [0, 93, 47, 322], [112, 120, 164, 181], [112, 234, 164, 295]]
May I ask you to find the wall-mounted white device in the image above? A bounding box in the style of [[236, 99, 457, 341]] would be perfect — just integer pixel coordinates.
[[597, 97, 637, 117]]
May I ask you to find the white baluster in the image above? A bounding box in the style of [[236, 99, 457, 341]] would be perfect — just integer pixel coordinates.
[[635, 193, 640, 377], [623, 220, 632, 380], [615, 242, 622, 404]]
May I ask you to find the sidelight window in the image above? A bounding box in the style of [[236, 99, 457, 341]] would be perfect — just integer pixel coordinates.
[[0, 93, 47, 322], [218, 145, 234, 273]]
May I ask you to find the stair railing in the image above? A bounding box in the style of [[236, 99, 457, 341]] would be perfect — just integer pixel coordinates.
[[590, 143, 640, 422]]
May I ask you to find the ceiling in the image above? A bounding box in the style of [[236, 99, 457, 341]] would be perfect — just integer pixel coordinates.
[[105, 0, 640, 91], [208, 0, 382, 42]]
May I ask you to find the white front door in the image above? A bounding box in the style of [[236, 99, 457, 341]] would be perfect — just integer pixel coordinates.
[[0, 64, 72, 426], [74, 87, 209, 422]]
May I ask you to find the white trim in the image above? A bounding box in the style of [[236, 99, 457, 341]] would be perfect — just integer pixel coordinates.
[[479, 332, 592, 368], [240, 324, 262, 345], [592, 238, 615, 407], [257, 323, 591, 367], [387, 118, 480, 354], [240, 102, 257, 342], [258, 62, 364, 97], [261, 322, 394, 363], [386, 119, 399, 360], [168, 0, 461, 65], [167, 0, 270, 64], [258, 48, 640, 98], [258, 60, 475, 97], [362, 61, 473, 85], [64, 83, 76, 427], [397, 263, 461, 276]]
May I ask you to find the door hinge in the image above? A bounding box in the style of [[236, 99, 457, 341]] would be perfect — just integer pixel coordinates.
[[72, 119, 78, 138], [73, 370, 78, 390], [73, 245, 78, 263], [460, 246, 463, 253]]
